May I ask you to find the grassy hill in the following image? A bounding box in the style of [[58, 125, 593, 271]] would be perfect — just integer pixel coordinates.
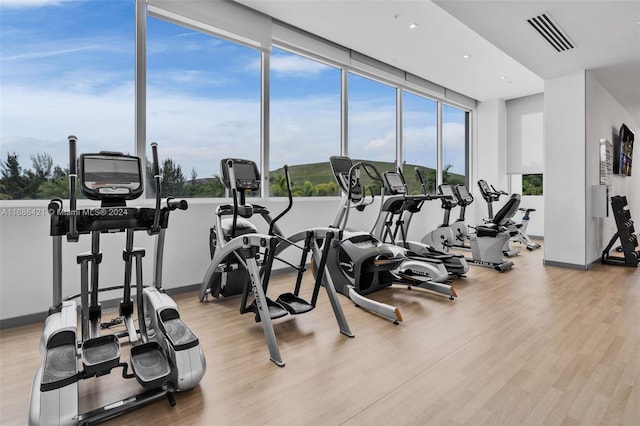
[[270, 160, 464, 195]]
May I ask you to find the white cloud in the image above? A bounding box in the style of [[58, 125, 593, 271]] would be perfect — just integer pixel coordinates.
[[2, 45, 100, 61], [0, 0, 71, 8], [247, 54, 329, 77]]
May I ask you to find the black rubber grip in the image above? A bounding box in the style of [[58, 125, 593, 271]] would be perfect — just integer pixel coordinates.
[[151, 142, 160, 177], [167, 198, 188, 211], [68, 135, 77, 174]]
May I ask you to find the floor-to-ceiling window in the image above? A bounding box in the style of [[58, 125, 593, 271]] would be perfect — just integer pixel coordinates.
[[402, 91, 438, 195], [0, 2, 472, 201], [348, 73, 397, 194], [0, 0, 134, 200], [269, 47, 341, 197], [146, 17, 261, 198], [442, 104, 468, 186], [348, 73, 397, 168]]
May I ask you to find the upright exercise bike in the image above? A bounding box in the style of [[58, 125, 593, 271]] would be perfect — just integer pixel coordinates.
[[29, 137, 206, 425], [199, 158, 353, 367]]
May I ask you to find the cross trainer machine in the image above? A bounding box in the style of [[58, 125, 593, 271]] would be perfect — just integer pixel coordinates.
[[602, 195, 639, 267], [477, 179, 541, 252], [281, 156, 456, 324], [29, 137, 206, 425], [199, 159, 353, 367], [372, 168, 469, 278]]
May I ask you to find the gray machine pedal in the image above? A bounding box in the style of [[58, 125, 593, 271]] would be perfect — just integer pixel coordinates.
[[82, 335, 120, 376], [130, 342, 171, 388], [41, 330, 78, 392]]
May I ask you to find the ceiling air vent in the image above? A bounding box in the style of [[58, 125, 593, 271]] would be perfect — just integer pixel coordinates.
[[527, 12, 575, 52]]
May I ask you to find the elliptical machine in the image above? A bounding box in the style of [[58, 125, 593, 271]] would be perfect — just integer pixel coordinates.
[[199, 158, 353, 367], [282, 156, 456, 324], [29, 137, 206, 426], [477, 180, 541, 252], [372, 167, 469, 278]]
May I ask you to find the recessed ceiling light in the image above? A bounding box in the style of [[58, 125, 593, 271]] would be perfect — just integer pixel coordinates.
[[499, 75, 507, 80], [409, 23, 420, 29], [462, 54, 471, 59]]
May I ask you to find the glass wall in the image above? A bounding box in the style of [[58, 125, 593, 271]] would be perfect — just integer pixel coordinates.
[[402, 91, 438, 195], [269, 47, 341, 197], [0, 1, 134, 200], [146, 17, 261, 198], [0, 2, 471, 200], [442, 104, 468, 186]]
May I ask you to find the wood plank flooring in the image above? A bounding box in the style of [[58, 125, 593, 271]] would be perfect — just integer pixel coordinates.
[[1, 243, 638, 425]]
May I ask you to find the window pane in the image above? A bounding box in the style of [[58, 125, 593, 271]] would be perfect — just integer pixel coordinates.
[[522, 174, 543, 195], [147, 17, 261, 198], [442, 104, 467, 186], [269, 48, 340, 197], [348, 73, 396, 179], [402, 91, 437, 195], [1, 1, 134, 200]]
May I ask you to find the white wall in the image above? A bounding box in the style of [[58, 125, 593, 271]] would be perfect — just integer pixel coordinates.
[[543, 71, 587, 267], [1, 195, 446, 321], [473, 99, 507, 225], [585, 71, 640, 263]]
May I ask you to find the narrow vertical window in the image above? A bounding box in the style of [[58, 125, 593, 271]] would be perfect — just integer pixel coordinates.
[[402, 91, 438, 194], [146, 16, 261, 198], [348, 73, 397, 175], [442, 104, 468, 185], [269, 48, 340, 197]]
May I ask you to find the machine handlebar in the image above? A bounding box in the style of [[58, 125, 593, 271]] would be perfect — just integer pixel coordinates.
[[150, 142, 162, 234], [67, 135, 79, 241], [166, 197, 188, 211]]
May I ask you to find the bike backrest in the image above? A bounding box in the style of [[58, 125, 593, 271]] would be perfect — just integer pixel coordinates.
[[493, 193, 521, 226]]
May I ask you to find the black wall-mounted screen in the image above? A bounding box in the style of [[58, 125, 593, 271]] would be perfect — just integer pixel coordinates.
[[615, 124, 634, 177]]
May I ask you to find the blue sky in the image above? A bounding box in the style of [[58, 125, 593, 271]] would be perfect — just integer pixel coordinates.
[[1, 0, 466, 182]]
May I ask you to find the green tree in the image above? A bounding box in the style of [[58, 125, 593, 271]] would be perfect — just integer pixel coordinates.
[[314, 182, 339, 196], [0, 152, 25, 199], [161, 158, 186, 196], [270, 173, 289, 196], [36, 176, 69, 199], [292, 181, 315, 197], [522, 174, 543, 195], [0, 182, 11, 200]]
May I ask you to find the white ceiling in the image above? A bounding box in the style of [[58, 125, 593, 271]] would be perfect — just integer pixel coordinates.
[[237, 0, 640, 122]]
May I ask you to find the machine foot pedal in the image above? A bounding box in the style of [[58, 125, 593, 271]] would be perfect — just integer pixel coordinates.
[[276, 293, 314, 315], [82, 335, 120, 376], [130, 342, 171, 388], [249, 298, 288, 322], [42, 340, 78, 391], [158, 309, 200, 351]]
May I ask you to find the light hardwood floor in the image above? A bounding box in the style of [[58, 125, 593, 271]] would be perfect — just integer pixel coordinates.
[[1, 243, 638, 425]]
